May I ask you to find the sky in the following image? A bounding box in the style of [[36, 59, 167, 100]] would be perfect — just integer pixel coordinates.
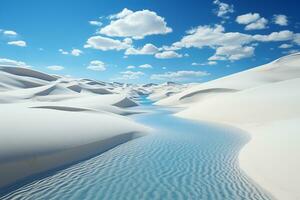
[[0, 0, 299, 84]]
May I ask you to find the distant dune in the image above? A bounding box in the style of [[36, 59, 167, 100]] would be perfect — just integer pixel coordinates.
[[0, 65, 150, 188], [156, 53, 300, 200]]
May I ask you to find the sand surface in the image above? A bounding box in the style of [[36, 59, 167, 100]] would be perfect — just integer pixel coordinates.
[[157, 53, 300, 200]]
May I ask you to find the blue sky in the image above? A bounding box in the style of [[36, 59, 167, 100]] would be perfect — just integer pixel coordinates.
[[0, 0, 299, 84]]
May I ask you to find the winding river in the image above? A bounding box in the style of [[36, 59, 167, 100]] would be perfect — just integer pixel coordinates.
[[0, 96, 272, 199]]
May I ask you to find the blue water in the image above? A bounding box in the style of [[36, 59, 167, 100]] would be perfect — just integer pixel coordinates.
[[0, 96, 272, 199]]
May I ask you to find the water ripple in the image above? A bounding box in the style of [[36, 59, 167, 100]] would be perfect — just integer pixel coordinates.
[[1, 106, 273, 200]]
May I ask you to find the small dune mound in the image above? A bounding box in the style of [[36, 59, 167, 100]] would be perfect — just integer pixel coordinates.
[[86, 81, 106, 86], [0, 66, 57, 82], [33, 84, 77, 97], [67, 84, 82, 93], [113, 97, 138, 108], [30, 106, 94, 112]]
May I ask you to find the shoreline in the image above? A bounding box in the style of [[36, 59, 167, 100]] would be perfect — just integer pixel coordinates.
[[174, 113, 300, 200], [0, 103, 149, 190], [0, 131, 144, 195]]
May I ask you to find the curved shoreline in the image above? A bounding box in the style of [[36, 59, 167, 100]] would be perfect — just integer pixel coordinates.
[[174, 112, 300, 200], [1, 105, 272, 199], [0, 131, 145, 194]]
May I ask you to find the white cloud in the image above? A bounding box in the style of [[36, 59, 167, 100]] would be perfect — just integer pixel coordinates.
[[236, 13, 268, 30], [213, 0, 234, 19], [47, 65, 64, 71], [173, 25, 253, 49], [87, 60, 106, 71], [171, 24, 300, 62], [123, 37, 133, 45], [59, 48, 83, 56], [84, 35, 130, 51], [109, 8, 133, 20], [100, 8, 172, 39], [253, 30, 294, 42], [71, 49, 83, 56], [245, 17, 268, 30], [209, 45, 255, 61], [151, 70, 209, 81], [59, 49, 69, 55], [283, 49, 299, 54], [279, 43, 293, 49], [127, 65, 135, 69], [208, 61, 217, 65], [125, 43, 159, 55], [126, 64, 152, 69], [155, 51, 183, 59], [293, 33, 300, 45], [208, 55, 227, 61], [0, 58, 31, 68], [139, 64, 152, 69], [192, 61, 217, 66], [3, 30, 17, 36], [89, 20, 102, 26], [273, 14, 288, 26], [7, 40, 26, 47], [120, 70, 144, 79], [236, 13, 260, 24]]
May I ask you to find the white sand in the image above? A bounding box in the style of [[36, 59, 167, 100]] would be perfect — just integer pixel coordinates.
[[157, 53, 300, 200], [148, 82, 191, 101], [0, 66, 149, 188]]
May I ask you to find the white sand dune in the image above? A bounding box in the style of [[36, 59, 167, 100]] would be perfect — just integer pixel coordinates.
[[0, 65, 149, 188], [156, 53, 300, 200], [147, 81, 191, 101]]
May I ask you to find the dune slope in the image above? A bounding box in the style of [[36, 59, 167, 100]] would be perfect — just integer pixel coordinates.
[[156, 53, 300, 200], [0, 66, 149, 189]]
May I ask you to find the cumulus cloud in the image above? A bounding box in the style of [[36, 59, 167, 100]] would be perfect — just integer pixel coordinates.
[[87, 60, 106, 71], [273, 14, 288, 26], [155, 51, 183, 59], [213, 0, 234, 19], [71, 49, 83, 56], [236, 13, 260, 24], [151, 70, 209, 81], [7, 40, 26, 47], [125, 43, 159, 55], [99, 8, 172, 39], [119, 70, 144, 79], [171, 24, 300, 61], [253, 30, 294, 42], [47, 65, 64, 71], [0, 58, 31, 68], [209, 45, 255, 61], [173, 25, 253, 49], [3, 30, 17, 36], [236, 13, 268, 30], [84, 35, 131, 51], [245, 18, 268, 30]]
